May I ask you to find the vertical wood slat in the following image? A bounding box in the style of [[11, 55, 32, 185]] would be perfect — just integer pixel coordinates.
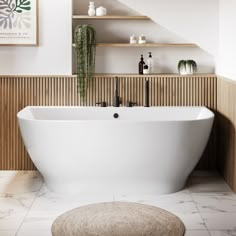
[[0, 75, 217, 170], [217, 76, 236, 192]]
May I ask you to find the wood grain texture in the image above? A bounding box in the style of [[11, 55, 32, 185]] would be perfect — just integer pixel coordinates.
[[72, 15, 150, 20], [0, 75, 217, 170], [72, 43, 198, 48], [217, 76, 236, 192]]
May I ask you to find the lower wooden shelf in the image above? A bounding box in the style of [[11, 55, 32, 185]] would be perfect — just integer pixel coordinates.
[[72, 43, 198, 48]]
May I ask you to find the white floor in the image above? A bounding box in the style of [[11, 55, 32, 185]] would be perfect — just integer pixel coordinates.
[[0, 171, 235, 236]]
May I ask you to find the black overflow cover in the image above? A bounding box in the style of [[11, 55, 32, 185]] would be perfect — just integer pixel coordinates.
[[113, 113, 119, 119]]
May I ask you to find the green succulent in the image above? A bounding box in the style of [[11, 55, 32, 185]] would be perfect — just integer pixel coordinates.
[[178, 60, 198, 74], [74, 25, 96, 99]]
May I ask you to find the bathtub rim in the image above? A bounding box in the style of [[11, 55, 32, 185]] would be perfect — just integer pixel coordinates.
[[17, 106, 215, 123]]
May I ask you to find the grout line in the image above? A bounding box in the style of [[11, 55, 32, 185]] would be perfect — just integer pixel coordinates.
[[189, 192, 211, 235], [15, 173, 44, 236]]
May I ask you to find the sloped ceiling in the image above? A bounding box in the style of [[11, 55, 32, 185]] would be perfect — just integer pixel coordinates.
[[117, 0, 219, 56]]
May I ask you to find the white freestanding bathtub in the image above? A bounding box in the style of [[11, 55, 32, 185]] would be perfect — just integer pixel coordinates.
[[17, 106, 214, 195]]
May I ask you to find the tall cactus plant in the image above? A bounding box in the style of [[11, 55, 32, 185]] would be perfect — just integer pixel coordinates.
[[74, 25, 96, 99]]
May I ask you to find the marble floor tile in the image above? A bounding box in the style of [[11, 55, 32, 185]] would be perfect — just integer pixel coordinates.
[[0, 231, 17, 236], [0, 192, 38, 214], [201, 213, 236, 230], [0, 212, 26, 230], [0, 171, 43, 194], [17, 230, 52, 236], [18, 214, 58, 232], [30, 184, 114, 213], [209, 230, 236, 236], [175, 212, 207, 230], [192, 192, 236, 213], [185, 230, 211, 236], [114, 190, 198, 214]]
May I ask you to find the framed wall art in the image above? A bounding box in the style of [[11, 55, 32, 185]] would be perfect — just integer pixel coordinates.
[[0, 0, 38, 46]]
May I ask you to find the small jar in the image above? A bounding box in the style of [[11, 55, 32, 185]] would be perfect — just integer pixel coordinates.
[[130, 35, 137, 44], [139, 35, 147, 44], [88, 2, 96, 16], [96, 6, 107, 16]]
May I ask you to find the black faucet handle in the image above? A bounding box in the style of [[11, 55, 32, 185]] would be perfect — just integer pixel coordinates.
[[126, 101, 137, 107], [96, 102, 107, 107]]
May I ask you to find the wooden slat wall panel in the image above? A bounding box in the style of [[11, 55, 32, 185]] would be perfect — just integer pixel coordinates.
[[217, 77, 236, 192], [0, 75, 217, 170]]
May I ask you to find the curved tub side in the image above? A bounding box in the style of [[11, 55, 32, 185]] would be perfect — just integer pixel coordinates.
[[17, 112, 214, 195]]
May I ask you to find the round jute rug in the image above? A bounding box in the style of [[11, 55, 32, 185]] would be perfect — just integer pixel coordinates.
[[51, 202, 185, 236]]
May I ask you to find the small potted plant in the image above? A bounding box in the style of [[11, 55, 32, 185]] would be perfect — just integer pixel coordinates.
[[178, 60, 198, 75]]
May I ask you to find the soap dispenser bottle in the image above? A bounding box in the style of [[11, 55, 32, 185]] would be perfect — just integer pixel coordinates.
[[139, 55, 145, 75], [147, 52, 153, 74]]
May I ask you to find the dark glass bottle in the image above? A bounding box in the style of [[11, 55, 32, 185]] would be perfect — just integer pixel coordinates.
[[139, 55, 145, 75]]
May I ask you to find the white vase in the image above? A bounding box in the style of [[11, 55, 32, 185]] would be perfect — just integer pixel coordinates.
[[88, 2, 96, 16]]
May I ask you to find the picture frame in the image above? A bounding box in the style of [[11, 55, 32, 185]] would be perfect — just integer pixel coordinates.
[[0, 0, 39, 46]]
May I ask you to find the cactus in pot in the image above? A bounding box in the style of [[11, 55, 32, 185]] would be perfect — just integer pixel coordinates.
[[178, 60, 197, 75]]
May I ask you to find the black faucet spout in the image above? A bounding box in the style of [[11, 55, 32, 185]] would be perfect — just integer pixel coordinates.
[[113, 77, 121, 107]]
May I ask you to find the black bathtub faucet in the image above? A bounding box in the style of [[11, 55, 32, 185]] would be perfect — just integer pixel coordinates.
[[113, 77, 122, 107], [145, 79, 150, 107]]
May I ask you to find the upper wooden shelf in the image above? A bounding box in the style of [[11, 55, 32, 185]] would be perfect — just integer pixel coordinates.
[[72, 15, 150, 20], [72, 43, 198, 48]]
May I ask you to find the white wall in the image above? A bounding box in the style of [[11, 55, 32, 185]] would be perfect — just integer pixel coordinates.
[[0, 0, 72, 75], [217, 0, 236, 80], [0, 0, 217, 75], [117, 0, 219, 56]]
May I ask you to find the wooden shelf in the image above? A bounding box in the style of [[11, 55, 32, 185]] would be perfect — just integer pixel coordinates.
[[72, 15, 150, 20], [72, 43, 198, 48]]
